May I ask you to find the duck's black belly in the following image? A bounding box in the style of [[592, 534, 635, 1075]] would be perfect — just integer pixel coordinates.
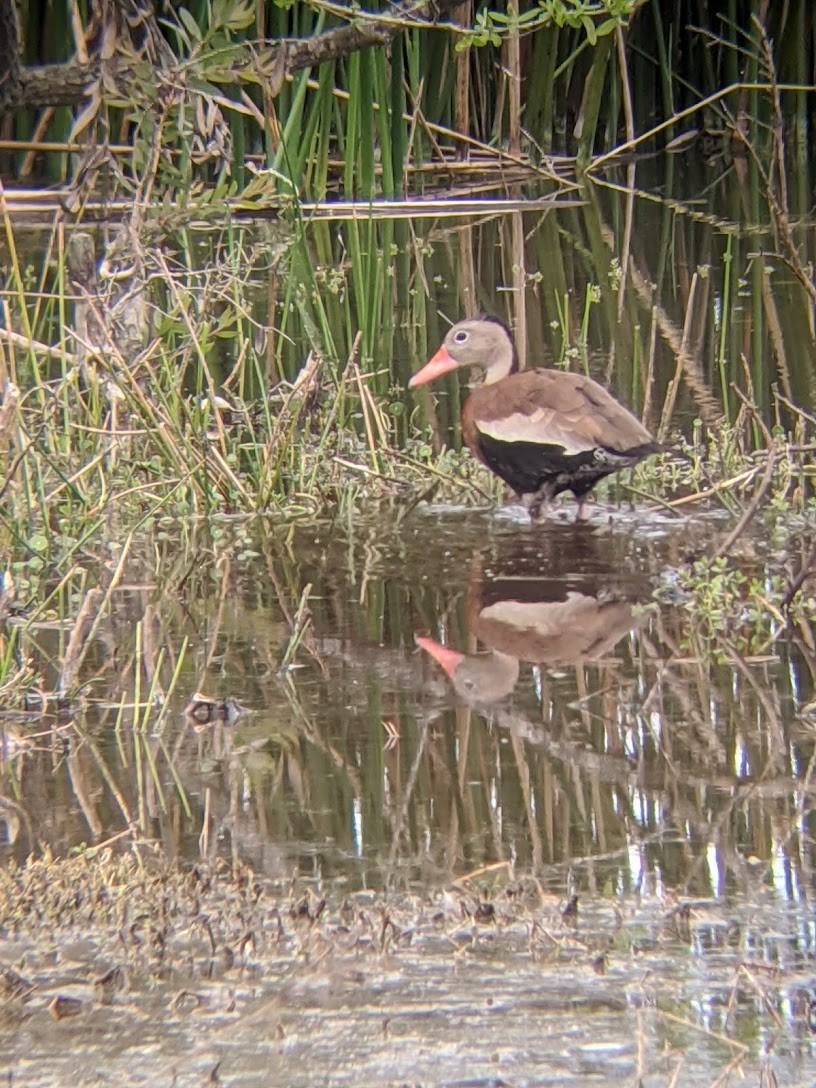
[[475, 433, 625, 499]]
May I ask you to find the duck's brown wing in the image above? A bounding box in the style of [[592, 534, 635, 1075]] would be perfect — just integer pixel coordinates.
[[475, 594, 638, 665], [467, 369, 655, 455]]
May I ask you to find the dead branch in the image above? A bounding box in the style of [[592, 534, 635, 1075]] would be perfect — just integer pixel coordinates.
[[6, 0, 467, 113]]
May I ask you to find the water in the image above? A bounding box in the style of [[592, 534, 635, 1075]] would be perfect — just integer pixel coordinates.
[[2, 501, 816, 1085]]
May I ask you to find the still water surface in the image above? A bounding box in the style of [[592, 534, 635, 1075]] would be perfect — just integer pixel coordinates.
[[2, 502, 816, 1085]]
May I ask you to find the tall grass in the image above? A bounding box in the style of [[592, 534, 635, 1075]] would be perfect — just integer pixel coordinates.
[[6, 1, 814, 195]]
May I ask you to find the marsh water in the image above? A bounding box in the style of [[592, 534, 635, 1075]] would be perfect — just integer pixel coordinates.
[[3, 149, 816, 1086], [3, 504, 816, 1086]]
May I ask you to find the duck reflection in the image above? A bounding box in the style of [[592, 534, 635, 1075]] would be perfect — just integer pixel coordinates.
[[416, 635, 520, 703], [417, 564, 645, 705]]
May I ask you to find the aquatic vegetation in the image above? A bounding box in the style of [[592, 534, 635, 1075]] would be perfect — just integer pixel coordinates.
[[4, 0, 814, 197], [656, 556, 779, 659]]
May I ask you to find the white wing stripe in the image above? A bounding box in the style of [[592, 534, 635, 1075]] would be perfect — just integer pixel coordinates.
[[477, 411, 595, 454]]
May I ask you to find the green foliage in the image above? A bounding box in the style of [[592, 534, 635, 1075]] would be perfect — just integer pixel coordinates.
[[165, 0, 255, 53], [652, 552, 811, 663], [456, 0, 633, 51]]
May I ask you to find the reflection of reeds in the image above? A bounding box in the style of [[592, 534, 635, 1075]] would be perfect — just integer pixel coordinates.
[[0, 504, 813, 912], [279, 584, 314, 674]]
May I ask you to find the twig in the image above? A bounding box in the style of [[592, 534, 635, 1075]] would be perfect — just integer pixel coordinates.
[[714, 446, 776, 558], [781, 544, 816, 612], [657, 272, 698, 442], [588, 81, 816, 173], [0, 325, 80, 363]]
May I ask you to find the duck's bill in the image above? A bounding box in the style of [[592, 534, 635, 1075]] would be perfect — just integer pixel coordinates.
[[415, 634, 465, 678], [408, 346, 458, 388]]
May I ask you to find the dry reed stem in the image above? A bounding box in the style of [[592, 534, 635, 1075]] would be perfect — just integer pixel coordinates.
[[2, 192, 580, 220], [590, 174, 756, 235], [386, 448, 493, 500], [332, 457, 403, 485], [82, 827, 137, 856], [57, 587, 105, 696], [615, 26, 634, 146], [759, 259, 793, 401], [657, 272, 697, 442], [0, 140, 132, 153], [640, 304, 657, 428], [453, 1, 472, 159], [713, 450, 774, 552], [457, 221, 477, 315], [199, 785, 212, 858], [0, 379, 20, 436], [0, 570, 15, 629], [510, 210, 527, 367], [613, 159, 636, 335], [451, 861, 513, 887], [753, 18, 816, 311], [588, 80, 816, 173], [505, 2, 521, 158]]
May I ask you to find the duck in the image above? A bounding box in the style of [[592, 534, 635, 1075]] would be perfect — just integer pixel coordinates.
[[416, 567, 642, 705], [408, 315, 660, 520]]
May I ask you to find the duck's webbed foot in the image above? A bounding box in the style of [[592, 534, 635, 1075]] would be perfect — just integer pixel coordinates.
[[525, 483, 556, 522], [574, 498, 591, 522]]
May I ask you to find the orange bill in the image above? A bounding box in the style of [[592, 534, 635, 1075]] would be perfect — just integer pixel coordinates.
[[415, 635, 465, 678], [408, 346, 459, 388]]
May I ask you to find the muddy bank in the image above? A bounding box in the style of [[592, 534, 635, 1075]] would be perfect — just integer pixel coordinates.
[[0, 849, 813, 1086]]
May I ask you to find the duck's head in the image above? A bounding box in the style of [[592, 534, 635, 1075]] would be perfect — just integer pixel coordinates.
[[415, 635, 519, 704], [409, 316, 519, 389]]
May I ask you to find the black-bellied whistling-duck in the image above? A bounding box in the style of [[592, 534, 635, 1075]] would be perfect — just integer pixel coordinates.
[[409, 316, 660, 520], [416, 576, 642, 705]]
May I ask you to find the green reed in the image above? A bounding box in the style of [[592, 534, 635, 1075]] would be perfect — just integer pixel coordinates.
[[6, 0, 816, 198]]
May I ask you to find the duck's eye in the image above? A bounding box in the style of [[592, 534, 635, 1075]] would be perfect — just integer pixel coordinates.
[[453, 330, 469, 344]]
